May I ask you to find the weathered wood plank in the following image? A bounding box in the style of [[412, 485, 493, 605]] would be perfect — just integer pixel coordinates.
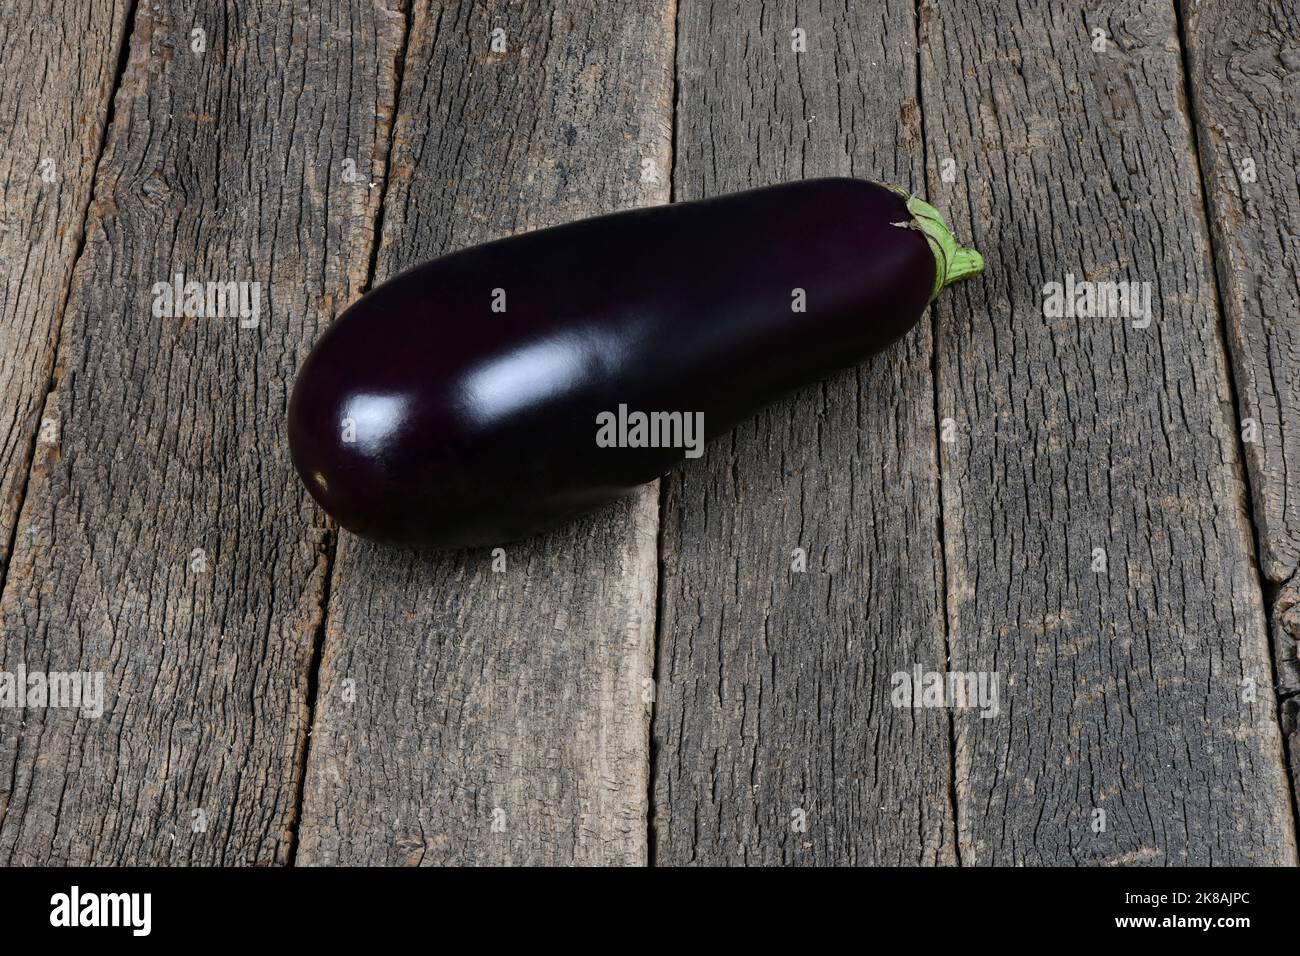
[[0, 0, 132, 582], [1181, 0, 1300, 852], [1180, 0, 1300, 584], [296, 0, 674, 866], [650, 0, 955, 865], [920, 0, 1295, 863], [0, 0, 405, 863]]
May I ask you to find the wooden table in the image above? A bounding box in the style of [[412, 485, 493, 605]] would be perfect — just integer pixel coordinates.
[[0, 0, 1296, 866]]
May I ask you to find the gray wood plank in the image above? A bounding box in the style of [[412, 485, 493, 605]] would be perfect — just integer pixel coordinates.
[[295, 0, 674, 866], [650, 0, 955, 866], [920, 0, 1295, 864], [1180, 0, 1300, 584], [0, 0, 132, 583], [1181, 0, 1300, 852], [0, 0, 405, 863]]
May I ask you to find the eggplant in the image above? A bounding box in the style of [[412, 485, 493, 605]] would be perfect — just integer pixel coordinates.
[[288, 177, 982, 548]]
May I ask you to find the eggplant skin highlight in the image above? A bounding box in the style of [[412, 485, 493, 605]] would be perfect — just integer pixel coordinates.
[[288, 177, 982, 549]]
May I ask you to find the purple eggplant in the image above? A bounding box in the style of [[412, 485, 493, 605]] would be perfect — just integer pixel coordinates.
[[288, 178, 982, 548]]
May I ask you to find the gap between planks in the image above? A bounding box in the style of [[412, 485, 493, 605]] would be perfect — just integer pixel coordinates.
[[284, 0, 419, 866], [913, 0, 964, 868], [644, 0, 681, 870], [0, 0, 140, 834]]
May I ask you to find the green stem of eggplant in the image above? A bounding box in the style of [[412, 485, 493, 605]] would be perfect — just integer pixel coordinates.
[[905, 194, 984, 302], [879, 184, 985, 302]]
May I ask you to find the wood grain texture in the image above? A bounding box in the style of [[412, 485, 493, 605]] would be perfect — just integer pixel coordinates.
[[0, 0, 132, 583], [1180, 0, 1300, 584], [296, 0, 674, 866], [1273, 574, 1300, 817], [920, 0, 1296, 864], [0, 0, 404, 863], [650, 0, 955, 866]]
